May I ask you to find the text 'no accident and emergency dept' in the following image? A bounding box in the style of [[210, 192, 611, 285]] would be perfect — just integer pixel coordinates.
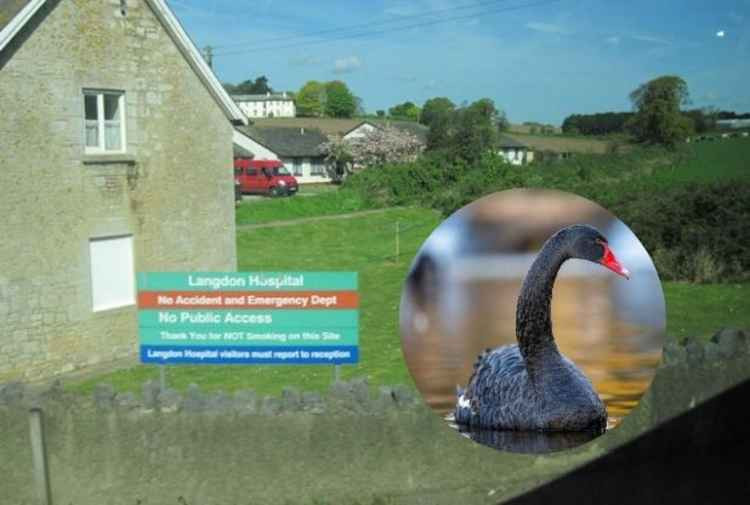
[[137, 272, 358, 365]]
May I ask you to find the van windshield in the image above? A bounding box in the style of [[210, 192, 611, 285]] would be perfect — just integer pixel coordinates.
[[264, 167, 290, 176]]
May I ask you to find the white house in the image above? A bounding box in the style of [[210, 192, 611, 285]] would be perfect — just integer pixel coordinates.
[[231, 92, 296, 118], [498, 135, 534, 165], [343, 120, 429, 144], [234, 126, 331, 184]]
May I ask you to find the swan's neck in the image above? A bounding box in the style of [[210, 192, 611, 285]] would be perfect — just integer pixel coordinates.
[[515, 242, 568, 365]]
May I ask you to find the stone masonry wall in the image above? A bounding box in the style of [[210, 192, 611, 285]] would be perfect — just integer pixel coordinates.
[[1, 329, 749, 505], [0, 0, 237, 381]]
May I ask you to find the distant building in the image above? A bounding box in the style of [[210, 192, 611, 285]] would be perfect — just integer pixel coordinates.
[[717, 118, 750, 129], [234, 126, 330, 184], [497, 135, 534, 165], [343, 120, 429, 145], [231, 92, 296, 118], [253, 117, 429, 144]]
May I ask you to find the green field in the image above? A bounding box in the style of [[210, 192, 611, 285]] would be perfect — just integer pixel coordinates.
[[235, 187, 370, 226], [664, 282, 750, 341], [66, 203, 748, 396], [655, 137, 750, 183], [64, 139, 750, 395], [67, 207, 441, 395]]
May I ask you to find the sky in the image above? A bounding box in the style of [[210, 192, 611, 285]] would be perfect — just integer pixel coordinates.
[[167, 0, 750, 125]]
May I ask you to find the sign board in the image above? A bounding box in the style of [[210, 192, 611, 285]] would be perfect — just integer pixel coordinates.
[[137, 272, 358, 365]]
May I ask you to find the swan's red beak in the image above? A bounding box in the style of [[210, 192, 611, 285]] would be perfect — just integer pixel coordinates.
[[600, 243, 630, 279]]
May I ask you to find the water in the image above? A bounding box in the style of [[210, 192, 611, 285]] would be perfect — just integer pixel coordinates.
[[400, 274, 664, 453]]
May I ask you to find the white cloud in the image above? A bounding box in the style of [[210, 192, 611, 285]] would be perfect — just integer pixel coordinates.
[[605, 36, 620, 45], [631, 34, 670, 44], [289, 55, 322, 66], [525, 22, 572, 35], [332, 56, 362, 74], [716, 30, 726, 38]]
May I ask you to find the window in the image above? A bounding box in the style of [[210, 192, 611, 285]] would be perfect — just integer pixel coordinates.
[[311, 159, 325, 175], [89, 235, 135, 312], [247, 168, 257, 176], [84, 90, 126, 153], [292, 159, 302, 176]]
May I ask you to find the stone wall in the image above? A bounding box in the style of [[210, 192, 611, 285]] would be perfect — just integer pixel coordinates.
[[1, 329, 748, 505], [0, 0, 237, 381]]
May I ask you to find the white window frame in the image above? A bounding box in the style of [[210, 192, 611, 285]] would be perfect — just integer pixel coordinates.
[[89, 235, 136, 312], [83, 89, 127, 154], [292, 159, 303, 176]]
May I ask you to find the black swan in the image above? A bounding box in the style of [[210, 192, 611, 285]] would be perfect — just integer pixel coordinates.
[[454, 224, 630, 432]]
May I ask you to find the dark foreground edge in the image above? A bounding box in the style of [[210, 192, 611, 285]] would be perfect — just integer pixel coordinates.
[[501, 378, 750, 505]]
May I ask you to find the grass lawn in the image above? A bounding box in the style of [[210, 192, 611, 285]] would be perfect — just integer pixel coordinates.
[[297, 183, 339, 195], [664, 137, 750, 183], [67, 207, 442, 396], [65, 204, 749, 397], [235, 187, 372, 226], [664, 282, 750, 341]]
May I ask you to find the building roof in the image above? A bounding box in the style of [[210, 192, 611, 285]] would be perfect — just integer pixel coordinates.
[[233, 143, 255, 159], [231, 93, 293, 102], [0, 0, 33, 34], [236, 126, 328, 158], [0, 0, 247, 125], [252, 117, 429, 143], [497, 134, 529, 149]]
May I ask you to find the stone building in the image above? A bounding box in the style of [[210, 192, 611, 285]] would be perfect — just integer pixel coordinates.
[[0, 0, 247, 381]]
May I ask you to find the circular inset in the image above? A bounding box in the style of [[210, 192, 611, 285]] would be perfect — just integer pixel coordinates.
[[399, 188, 665, 453]]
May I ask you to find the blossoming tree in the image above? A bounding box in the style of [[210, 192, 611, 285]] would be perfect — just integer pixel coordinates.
[[321, 125, 423, 180]]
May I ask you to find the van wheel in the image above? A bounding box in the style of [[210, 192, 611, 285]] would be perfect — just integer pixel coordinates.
[[270, 186, 282, 197]]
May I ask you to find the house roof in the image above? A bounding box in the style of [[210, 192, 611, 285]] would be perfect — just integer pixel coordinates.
[[236, 126, 328, 158], [252, 117, 429, 143], [497, 134, 529, 149], [0, 0, 247, 125], [0, 0, 30, 32], [0, 0, 43, 44], [233, 143, 255, 159]]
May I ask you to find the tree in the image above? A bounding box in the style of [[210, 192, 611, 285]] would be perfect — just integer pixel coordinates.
[[354, 96, 366, 117], [451, 98, 500, 163], [388, 101, 421, 122], [321, 125, 422, 171], [496, 109, 510, 132], [229, 76, 273, 94], [426, 113, 452, 151], [627, 75, 694, 146], [376, 110, 386, 117], [324, 80, 356, 118], [420, 97, 455, 127], [684, 107, 717, 134], [296, 80, 326, 117]]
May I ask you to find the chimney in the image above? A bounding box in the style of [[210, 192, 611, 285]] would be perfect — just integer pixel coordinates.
[[300, 127, 305, 135], [266, 91, 270, 96], [283, 91, 287, 98]]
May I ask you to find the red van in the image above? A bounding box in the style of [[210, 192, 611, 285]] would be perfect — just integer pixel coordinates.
[[234, 159, 298, 197]]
